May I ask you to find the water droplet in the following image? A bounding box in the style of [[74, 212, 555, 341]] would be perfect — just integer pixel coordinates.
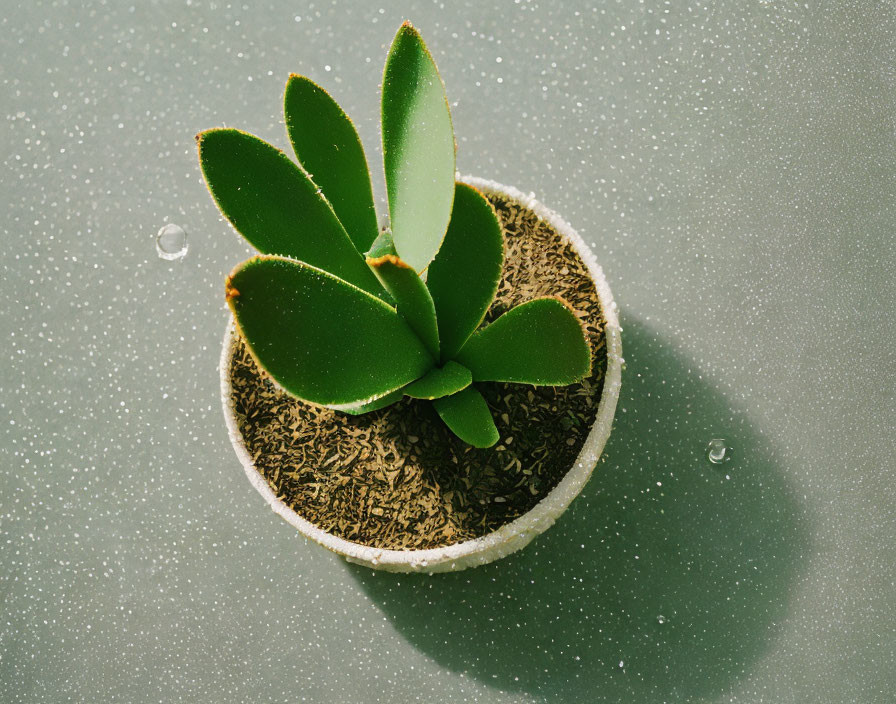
[[156, 224, 188, 261], [706, 438, 732, 465], [657, 615, 666, 624]]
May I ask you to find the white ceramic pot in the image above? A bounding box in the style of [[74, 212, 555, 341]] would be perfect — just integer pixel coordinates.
[[219, 176, 623, 573]]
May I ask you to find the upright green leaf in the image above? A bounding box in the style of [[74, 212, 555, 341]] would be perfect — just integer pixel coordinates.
[[367, 254, 440, 359], [227, 255, 433, 406], [404, 361, 472, 400], [382, 22, 456, 272], [427, 183, 505, 362], [284, 75, 379, 254], [198, 128, 385, 300], [432, 386, 499, 448], [455, 298, 591, 385]]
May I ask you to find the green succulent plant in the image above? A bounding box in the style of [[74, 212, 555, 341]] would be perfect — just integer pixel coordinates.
[[199, 21, 591, 448]]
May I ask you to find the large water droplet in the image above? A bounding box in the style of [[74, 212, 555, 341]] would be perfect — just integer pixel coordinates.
[[706, 438, 732, 465], [156, 224, 188, 261], [657, 614, 666, 625]]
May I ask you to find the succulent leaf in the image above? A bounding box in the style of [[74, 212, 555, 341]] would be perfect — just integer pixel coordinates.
[[432, 386, 499, 448], [367, 253, 440, 359], [427, 183, 505, 362], [205, 21, 596, 449], [365, 229, 398, 259], [284, 75, 379, 254], [227, 255, 433, 406], [330, 387, 405, 415], [404, 361, 472, 400], [382, 22, 456, 273], [455, 298, 591, 385], [198, 128, 386, 300]]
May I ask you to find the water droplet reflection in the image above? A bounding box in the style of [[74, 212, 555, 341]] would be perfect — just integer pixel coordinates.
[[156, 224, 188, 261], [706, 438, 732, 465]]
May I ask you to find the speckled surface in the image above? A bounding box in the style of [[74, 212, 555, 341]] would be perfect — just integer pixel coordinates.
[[2, 1, 893, 702]]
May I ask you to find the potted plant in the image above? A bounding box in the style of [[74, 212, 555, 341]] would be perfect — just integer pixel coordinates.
[[202, 22, 622, 572]]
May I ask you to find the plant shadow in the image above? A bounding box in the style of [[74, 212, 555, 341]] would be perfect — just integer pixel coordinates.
[[347, 315, 809, 702]]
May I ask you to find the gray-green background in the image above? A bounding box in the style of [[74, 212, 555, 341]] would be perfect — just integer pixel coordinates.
[[2, 1, 894, 701]]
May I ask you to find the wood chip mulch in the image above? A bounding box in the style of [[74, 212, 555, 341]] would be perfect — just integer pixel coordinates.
[[228, 192, 607, 550]]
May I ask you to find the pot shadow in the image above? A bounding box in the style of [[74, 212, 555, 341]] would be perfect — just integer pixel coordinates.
[[347, 315, 809, 702]]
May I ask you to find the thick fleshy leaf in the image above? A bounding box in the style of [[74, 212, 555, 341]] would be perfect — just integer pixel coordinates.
[[455, 298, 591, 385], [284, 75, 379, 253], [331, 387, 405, 415], [366, 229, 397, 259], [367, 254, 440, 359], [427, 183, 505, 362], [381, 22, 456, 272], [226, 255, 433, 406], [432, 386, 499, 448], [404, 361, 472, 400], [198, 128, 385, 300]]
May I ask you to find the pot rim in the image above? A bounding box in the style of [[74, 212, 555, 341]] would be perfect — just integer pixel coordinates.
[[219, 175, 623, 573]]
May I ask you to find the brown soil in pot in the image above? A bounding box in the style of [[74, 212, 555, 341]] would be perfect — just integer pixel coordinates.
[[228, 192, 607, 550]]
